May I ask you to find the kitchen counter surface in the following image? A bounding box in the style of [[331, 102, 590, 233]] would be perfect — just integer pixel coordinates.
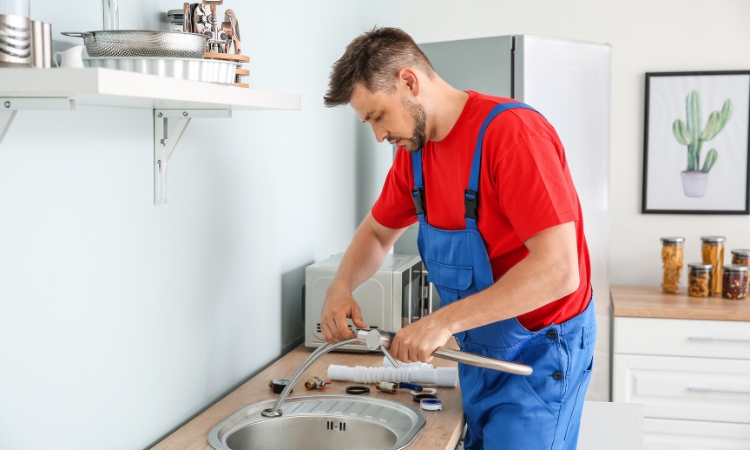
[[611, 285, 750, 321], [151, 342, 464, 450]]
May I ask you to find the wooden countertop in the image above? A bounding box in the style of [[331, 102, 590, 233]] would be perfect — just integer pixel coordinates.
[[611, 285, 750, 321], [151, 342, 464, 450]]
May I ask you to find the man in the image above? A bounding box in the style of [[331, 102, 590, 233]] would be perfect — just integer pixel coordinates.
[[320, 27, 595, 450]]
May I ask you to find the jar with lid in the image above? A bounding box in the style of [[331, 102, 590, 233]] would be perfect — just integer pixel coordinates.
[[731, 249, 750, 266], [688, 263, 713, 297], [731, 249, 750, 292], [660, 237, 684, 293], [701, 236, 725, 295], [722, 265, 749, 300]]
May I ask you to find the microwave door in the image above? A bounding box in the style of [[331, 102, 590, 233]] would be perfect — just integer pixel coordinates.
[[401, 262, 426, 327], [418, 262, 435, 319]]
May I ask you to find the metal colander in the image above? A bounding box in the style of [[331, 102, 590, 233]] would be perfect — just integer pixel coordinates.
[[61, 30, 208, 58]]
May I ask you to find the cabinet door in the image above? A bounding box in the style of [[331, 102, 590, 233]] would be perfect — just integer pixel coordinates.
[[613, 354, 750, 423], [614, 317, 750, 360], [644, 418, 750, 449]]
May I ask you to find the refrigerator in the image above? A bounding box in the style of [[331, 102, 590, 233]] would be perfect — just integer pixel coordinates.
[[395, 35, 611, 401]]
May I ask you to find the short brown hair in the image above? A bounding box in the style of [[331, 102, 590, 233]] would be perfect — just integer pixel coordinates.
[[324, 27, 434, 107]]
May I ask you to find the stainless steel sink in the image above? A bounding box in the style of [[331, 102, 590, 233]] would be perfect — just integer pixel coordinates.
[[208, 395, 426, 450]]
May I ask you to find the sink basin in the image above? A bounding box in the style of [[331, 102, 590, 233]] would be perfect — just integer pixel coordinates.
[[208, 395, 426, 450]]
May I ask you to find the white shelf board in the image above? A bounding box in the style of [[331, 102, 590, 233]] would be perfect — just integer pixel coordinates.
[[0, 67, 301, 111]]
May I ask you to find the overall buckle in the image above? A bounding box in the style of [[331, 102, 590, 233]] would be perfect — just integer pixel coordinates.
[[464, 189, 478, 220], [412, 187, 426, 216]]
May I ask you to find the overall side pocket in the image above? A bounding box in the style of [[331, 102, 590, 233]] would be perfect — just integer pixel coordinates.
[[518, 339, 565, 416], [564, 357, 594, 441]]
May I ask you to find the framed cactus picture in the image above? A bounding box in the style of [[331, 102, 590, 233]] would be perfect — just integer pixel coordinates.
[[643, 71, 750, 214]]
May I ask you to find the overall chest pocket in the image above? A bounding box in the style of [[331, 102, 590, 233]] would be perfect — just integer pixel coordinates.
[[426, 259, 473, 291]]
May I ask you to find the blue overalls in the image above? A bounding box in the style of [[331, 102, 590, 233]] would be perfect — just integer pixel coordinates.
[[410, 102, 597, 450]]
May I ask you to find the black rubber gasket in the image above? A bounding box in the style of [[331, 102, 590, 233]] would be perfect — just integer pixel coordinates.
[[413, 393, 438, 403], [270, 379, 291, 394], [345, 385, 371, 395]]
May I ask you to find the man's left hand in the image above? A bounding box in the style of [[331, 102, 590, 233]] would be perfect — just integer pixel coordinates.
[[389, 314, 453, 363]]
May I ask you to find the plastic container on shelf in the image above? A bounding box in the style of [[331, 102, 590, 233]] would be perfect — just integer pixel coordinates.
[[688, 263, 713, 298], [722, 265, 749, 300], [701, 236, 726, 295], [660, 237, 685, 293]]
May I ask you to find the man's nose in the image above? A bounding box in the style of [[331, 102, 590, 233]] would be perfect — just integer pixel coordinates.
[[373, 126, 388, 143]]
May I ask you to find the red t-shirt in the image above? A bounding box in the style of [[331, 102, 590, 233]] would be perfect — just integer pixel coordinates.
[[371, 91, 591, 331]]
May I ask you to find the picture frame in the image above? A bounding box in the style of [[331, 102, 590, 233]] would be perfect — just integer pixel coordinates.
[[642, 71, 750, 214]]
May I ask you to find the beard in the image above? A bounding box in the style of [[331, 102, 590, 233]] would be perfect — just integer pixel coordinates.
[[392, 96, 427, 153]]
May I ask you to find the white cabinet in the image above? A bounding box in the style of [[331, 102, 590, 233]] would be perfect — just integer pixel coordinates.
[[613, 317, 750, 449], [644, 418, 750, 450], [614, 354, 750, 422], [614, 317, 750, 359]]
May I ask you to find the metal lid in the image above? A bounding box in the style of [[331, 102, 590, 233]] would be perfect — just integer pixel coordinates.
[[660, 237, 685, 244], [688, 262, 713, 271], [700, 236, 726, 243], [731, 249, 750, 258], [723, 264, 750, 273]]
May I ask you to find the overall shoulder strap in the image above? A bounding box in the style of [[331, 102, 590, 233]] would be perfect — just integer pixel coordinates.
[[465, 101, 540, 229], [411, 149, 426, 224]]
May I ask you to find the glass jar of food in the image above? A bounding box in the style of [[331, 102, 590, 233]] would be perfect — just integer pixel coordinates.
[[688, 263, 713, 297], [722, 265, 749, 300], [731, 249, 750, 292], [701, 236, 725, 295], [731, 249, 750, 266], [660, 237, 685, 293]]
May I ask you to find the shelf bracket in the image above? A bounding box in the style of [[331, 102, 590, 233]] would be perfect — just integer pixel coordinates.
[[154, 109, 231, 205], [0, 110, 16, 145], [0, 97, 75, 146]]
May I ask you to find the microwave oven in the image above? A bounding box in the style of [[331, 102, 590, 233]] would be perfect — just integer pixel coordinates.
[[304, 253, 434, 351]]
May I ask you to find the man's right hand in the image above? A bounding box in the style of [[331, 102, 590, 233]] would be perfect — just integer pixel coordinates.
[[320, 282, 368, 344], [318, 212, 404, 344]]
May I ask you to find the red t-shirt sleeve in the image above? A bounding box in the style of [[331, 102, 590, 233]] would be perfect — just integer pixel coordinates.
[[371, 148, 418, 229], [495, 136, 579, 242]]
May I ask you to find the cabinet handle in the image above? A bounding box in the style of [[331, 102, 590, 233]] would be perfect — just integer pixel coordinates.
[[688, 386, 750, 395], [688, 336, 750, 343]]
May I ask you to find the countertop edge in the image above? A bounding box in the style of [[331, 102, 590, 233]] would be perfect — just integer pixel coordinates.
[[611, 285, 750, 322]]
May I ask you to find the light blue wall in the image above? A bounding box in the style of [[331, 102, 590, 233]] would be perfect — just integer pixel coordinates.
[[0, 1, 397, 449]]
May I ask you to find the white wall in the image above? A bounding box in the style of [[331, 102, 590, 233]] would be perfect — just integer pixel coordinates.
[[401, 0, 750, 286], [0, 1, 396, 449]]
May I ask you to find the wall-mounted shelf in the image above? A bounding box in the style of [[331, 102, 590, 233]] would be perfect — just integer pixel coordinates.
[[0, 68, 301, 204]]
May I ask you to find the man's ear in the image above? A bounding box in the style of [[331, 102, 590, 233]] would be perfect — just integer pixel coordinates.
[[397, 68, 420, 97]]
